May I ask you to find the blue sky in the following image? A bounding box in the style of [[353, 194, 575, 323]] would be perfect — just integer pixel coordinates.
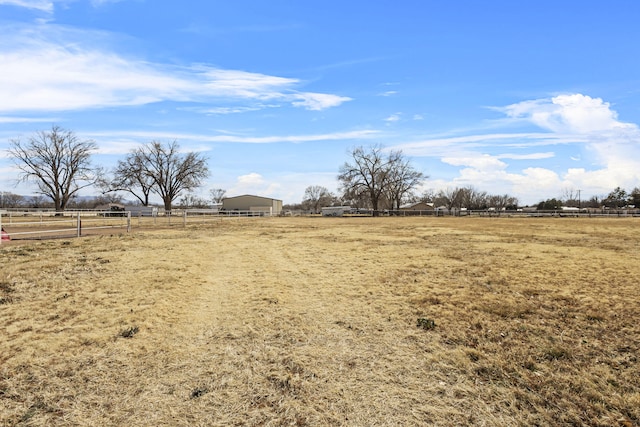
[[1, 0, 640, 206]]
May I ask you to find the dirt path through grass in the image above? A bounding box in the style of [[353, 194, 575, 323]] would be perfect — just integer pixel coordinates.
[[2, 217, 639, 426], [178, 221, 390, 425], [178, 220, 506, 425]]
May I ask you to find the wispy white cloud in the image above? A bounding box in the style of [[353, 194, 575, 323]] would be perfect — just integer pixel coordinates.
[[200, 69, 352, 109], [200, 68, 298, 100], [0, 115, 60, 123], [198, 106, 268, 115], [384, 113, 401, 123], [1, 0, 134, 14], [291, 92, 351, 111], [393, 132, 569, 157], [498, 152, 555, 160], [0, 24, 351, 113], [91, 129, 380, 154], [442, 154, 507, 170], [0, 0, 53, 13]]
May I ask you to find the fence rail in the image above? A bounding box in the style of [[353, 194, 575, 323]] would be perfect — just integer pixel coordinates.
[[1, 211, 131, 243], [0, 208, 276, 243], [346, 208, 640, 217], [2, 207, 637, 244]]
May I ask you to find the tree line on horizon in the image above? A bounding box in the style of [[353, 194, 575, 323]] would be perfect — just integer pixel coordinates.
[[2, 126, 639, 212], [294, 145, 639, 213]]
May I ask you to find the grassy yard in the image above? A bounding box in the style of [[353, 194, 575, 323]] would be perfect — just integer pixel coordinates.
[[1, 217, 639, 426]]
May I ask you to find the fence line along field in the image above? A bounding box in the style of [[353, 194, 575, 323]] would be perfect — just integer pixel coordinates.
[[1, 217, 638, 426]]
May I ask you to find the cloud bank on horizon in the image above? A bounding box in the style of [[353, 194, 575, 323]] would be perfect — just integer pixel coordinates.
[[395, 94, 640, 203], [1, 0, 639, 205]]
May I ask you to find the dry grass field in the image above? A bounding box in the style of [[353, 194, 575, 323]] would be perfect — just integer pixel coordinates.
[[1, 217, 639, 426]]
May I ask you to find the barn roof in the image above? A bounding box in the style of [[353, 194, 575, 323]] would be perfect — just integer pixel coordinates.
[[223, 194, 282, 202]]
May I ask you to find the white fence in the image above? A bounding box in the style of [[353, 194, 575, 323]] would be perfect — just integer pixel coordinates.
[[0, 211, 131, 243], [341, 208, 640, 217], [165, 209, 275, 227], [0, 208, 278, 243]]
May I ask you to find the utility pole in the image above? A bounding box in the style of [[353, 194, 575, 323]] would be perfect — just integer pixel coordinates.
[[578, 189, 581, 210]]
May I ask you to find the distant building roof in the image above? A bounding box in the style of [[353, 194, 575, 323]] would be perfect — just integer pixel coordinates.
[[223, 194, 282, 202], [399, 201, 434, 210]]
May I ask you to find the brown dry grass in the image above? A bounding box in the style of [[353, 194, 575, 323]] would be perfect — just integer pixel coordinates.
[[1, 217, 639, 426]]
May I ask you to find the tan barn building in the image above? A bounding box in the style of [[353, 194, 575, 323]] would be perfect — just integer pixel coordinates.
[[222, 195, 283, 215]]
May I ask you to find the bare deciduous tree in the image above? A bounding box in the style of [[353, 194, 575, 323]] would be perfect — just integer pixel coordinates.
[[178, 192, 210, 208], [0, 192, 25, 208], [27, 195, 50, 209], [107, 152, 155, 206], [338, 145, 390, 215], [457, 186, 488, 210], [419, 189, 436, 204], [560, 187, 582, 207], [435, 187, 463, 212], [137, 140, 209, 212], [209, 188, 227, 205], [302, 185, 335, 213], [435, 186, 518, 213], [340, 186, 371, 209], [487, 194, 518, 210], [385, 151, 426, 210], [67, 194, 124, 210], [8, 125, 98, 211], [338, 145, 424, 215]]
